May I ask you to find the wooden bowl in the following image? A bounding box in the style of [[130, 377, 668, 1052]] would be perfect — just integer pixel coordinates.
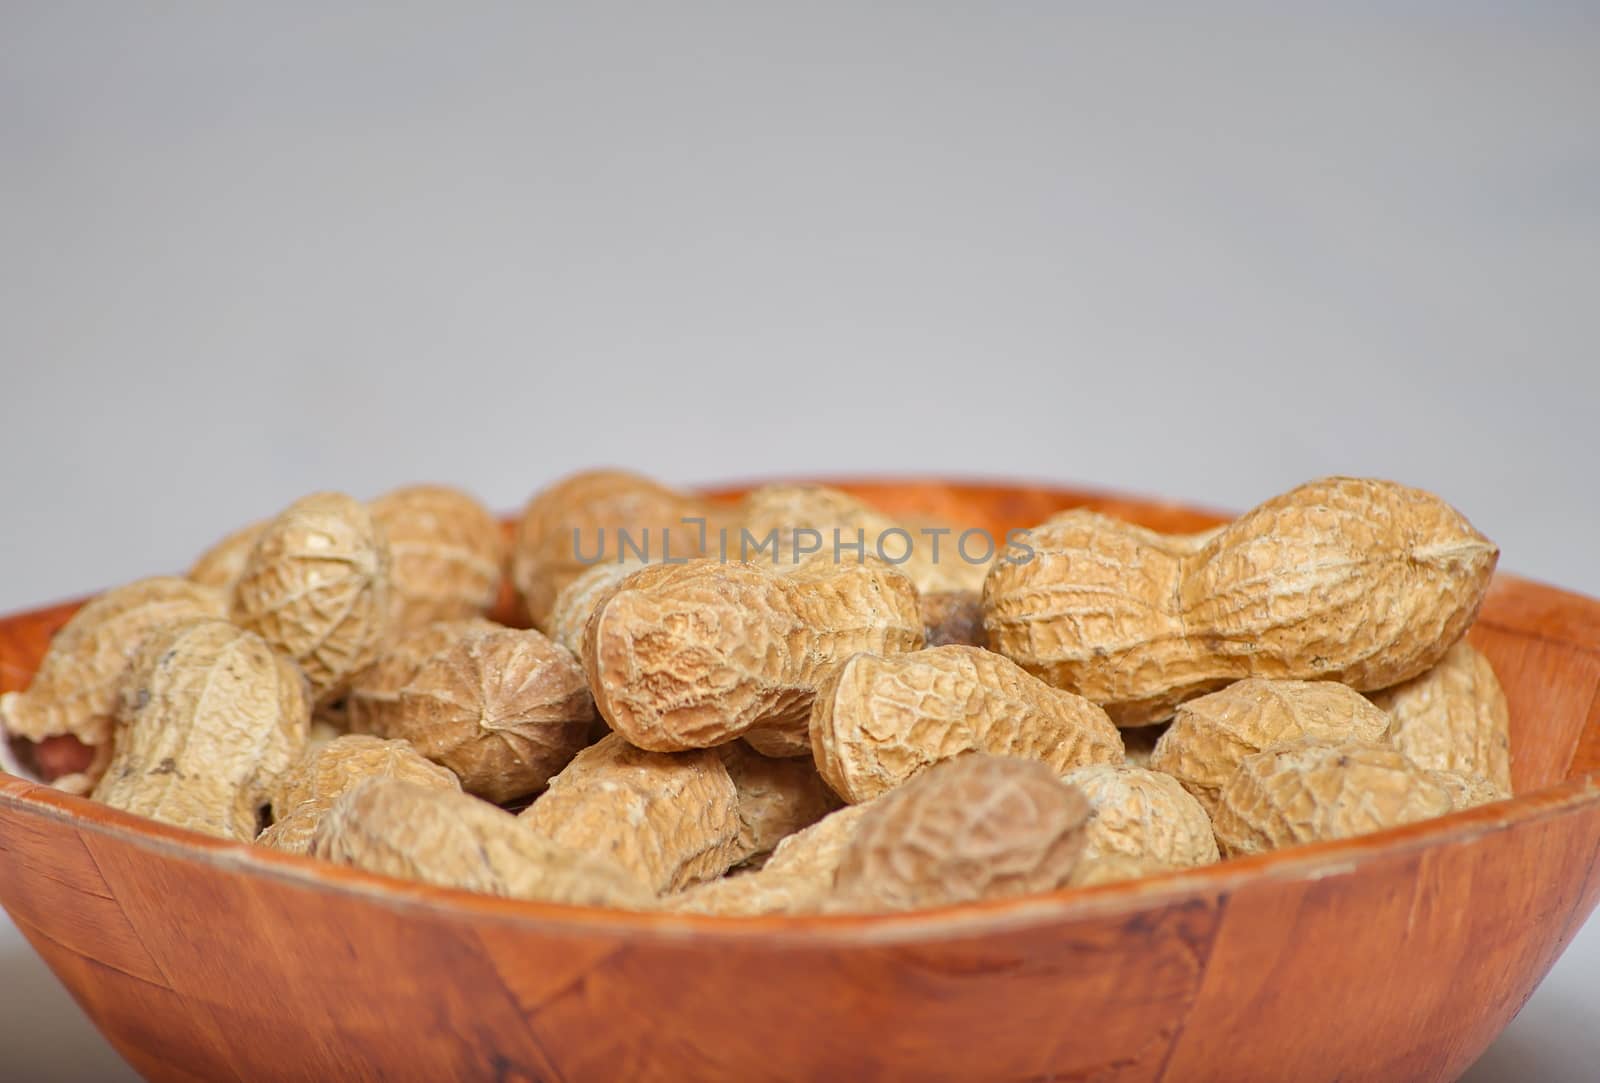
[[2, 478, 1597, 1083]]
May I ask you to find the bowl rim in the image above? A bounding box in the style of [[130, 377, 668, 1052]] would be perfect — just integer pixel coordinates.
[[2, 477, 1597, 945]]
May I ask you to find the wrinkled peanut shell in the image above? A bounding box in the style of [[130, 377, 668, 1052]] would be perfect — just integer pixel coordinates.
[[231, 491, 392, 704], [312, 778, 654, 908], [827, 755, 1091, 913], [811, 646, 1124, 803], [520, 734, 742, 893], [370, 484, 505, 630], [671, 801, 875, 916], [257, 734, 460, 853], [381, 626, 594, 802], [1370, 641, 1511, 797], [512, 470, 713, 630], [0, 577, 226, 755], [1149, 678, 1392, 816], [93, 619, 310, 841], [985, 477, 1498, 724], [586, 559, 923, 754], [1211, 738, 1456, 857], [1061, 763, 1219, 868]]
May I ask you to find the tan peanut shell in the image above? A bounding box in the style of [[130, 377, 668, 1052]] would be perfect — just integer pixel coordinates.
[[810, 645, 1124, 804], [230, 492, 392, 704], [734, 484, 987, 594], [1068, 853, 1175, 888], [345, 618, 500, 735], [367, 626, 593, 802], [512, 469, 713, 630], [187, 521, 266, 591], [901, 514, 994, 594], [369, 484, 505, 630], [739, 729, 814, 758], [256, 735, 460, 853], [919, 590, 985, 648], [671, 802, 875, 916], [1369, 641, 1512, 797], [519, 734, 741, 893], [0, 577, 226, 758], [717, 743, 842, 862], [827, 755, 1091, 913], [1060, 764, 1219, 867], [984, 477, 1498, 724], [92, 620, 310, 841], [734, 484, 897, 565], [311, 778, 654, 908], [586, 558, 923, 754], [547, 560, 645, 659], [1149, 679, 1392, 816], [766, 799, 876, 876], [1211, 738, 1456, 857], [1424, 768, 1504, 810]]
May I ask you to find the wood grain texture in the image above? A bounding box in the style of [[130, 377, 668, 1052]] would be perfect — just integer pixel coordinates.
[[1, 478, 1597, 1083]]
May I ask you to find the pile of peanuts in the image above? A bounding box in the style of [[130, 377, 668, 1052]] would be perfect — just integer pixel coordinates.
[[0, 472, 1507, 914]]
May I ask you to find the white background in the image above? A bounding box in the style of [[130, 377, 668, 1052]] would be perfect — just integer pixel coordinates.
[[2, 4, 1597, 1079]]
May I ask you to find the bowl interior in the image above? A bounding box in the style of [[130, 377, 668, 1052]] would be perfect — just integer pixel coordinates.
[[3, 476, 1596, 798]]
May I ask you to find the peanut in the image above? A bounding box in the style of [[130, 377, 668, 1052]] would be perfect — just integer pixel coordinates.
[[519, 733, 742, 893], [826, 755, 1090, 913], [984, 477, 1498, 724], [546, 559, 646, 660], [512, 469, 714, 630], [1148, 678, 1392, 816], [345, 617, 500, 735], [369, 483, 505, 630], [187, 521, 266, 592], [1068, 853, 1175, 888], [92, 619, 310, 840], [230, 492, 392, 704], [0, 577, 226, 788], [671, 802, 875, 916], [1369, 641, 1511, 797], [1210, 738, 1460, 857], [311, 778, 654, 908], [809, 645, 1124, 803], [1060, 764, 1219, 867], [357, 625, 594, 803], [256, 735, 460, 853], [717, 742, 842, 863], [734, 483, 987, 594], [585, 557, 923, 755], [1424, 768, 1503, 810]]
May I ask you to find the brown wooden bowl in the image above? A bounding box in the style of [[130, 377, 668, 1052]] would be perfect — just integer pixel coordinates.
[[2, 478, 1597, 1083]]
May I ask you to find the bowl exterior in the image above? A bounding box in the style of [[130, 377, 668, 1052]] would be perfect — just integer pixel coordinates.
[[1, 479, 1597, 1083], [2, 778, 1598, 1083]]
